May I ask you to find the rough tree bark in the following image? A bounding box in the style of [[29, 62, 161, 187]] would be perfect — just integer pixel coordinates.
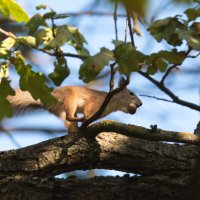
[[0, 122, 199, 200]]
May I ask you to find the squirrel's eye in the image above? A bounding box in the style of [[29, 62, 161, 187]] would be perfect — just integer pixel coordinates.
[[129, 92, 135, 96]]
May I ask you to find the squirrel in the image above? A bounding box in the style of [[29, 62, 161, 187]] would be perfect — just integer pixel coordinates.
[[7, 78, 142, 133]]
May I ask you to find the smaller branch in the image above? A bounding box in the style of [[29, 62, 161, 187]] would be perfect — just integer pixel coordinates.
[[60, 11, 126, 18], [124, 18, 128, 42], [114, 0, 118, 41], [187, 52, 200, 58], [109, 62, 117, 92], [0, 126, 65, 134], [139, 94, 174, 103], [138, 70, 200, 111], [0, 27, 87, 60], [38, 48, 87, 60], [51, 16, 56, 38], [87, 121, 199, 145], [126, 10, 135, 47], [160, 64, 179, 84], [0, 28, 16, 39]]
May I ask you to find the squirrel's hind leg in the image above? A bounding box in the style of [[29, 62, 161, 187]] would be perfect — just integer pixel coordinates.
[[65, 120, 78, 134]]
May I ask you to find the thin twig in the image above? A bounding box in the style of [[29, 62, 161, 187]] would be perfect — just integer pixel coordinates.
[[0, 126, 65, 134], [114, 0, 118, 41], [138, 70, 200, 111], [124, 18, 128, 42], [38, 48, 87, 60], [187, 52, 200, 58], [160, 64, 179, 84], [139, 94, 174, 103], [109, 62, 117, 92], [126, 10, 135, 47], [0, 28, 16, 39], [59, 11, 126, 18]]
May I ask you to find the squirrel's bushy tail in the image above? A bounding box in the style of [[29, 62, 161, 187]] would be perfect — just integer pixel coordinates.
[[7, 89, 43, 113]]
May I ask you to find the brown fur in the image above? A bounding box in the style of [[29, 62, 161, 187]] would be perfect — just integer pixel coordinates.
[[7, 81, 142, 133]]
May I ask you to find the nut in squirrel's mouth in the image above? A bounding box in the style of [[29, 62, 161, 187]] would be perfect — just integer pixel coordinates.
[[128, 103, 137, 114]]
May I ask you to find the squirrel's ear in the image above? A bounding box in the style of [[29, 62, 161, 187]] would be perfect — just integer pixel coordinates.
[[118, 77, 127, 88]]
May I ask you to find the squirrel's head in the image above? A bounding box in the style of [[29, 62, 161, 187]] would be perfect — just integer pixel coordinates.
[[116, 77, 142, 114]]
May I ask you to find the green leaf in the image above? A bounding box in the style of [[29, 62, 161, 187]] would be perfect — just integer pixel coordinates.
[[77, 48, 90, 57], [148, 17, 185, 46], [0, 0, 9, 17], [147, 66, 157, 75], [185, 7, 200, 21], [146, 55, 164, 75], [112, 40, 124, 47], [114, 42, 145, 75], [0, 0, 29, 22], [26, 14, 47, 35], [45, 25, 72, 49], [145, 50, 186, 75], [16, 36, 37, 47], [48, 56, 70, 86], [0, 37, 15, 59], [79, 48, 114, 83], [0, 78, 15, 120], [36, 4, 47, 10], [0, 62, 9, 78], [155, 59, 168, 72], [43, 11, 56, 20], [68, 26, 87, 51], [11, 51, 57, 106], [150, 50, 186, 64], [178, 23, 200, 50], [53, 14, 70, 19], [35, 28, 53, 46]]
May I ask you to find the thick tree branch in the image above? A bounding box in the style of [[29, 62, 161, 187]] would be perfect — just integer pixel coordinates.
[[0, 122, 198, 177], [87, 121, 199, 144], [0, 175, 188, 200]]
